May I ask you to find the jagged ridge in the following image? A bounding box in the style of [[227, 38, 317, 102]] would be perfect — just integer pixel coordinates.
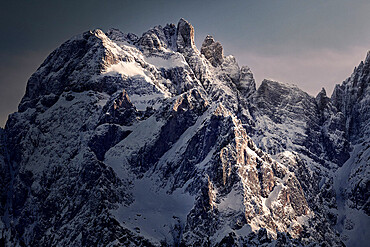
[[0, 18, 369, 246]]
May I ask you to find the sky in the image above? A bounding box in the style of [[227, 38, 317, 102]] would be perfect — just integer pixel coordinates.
[[1, 0, 370, 127]]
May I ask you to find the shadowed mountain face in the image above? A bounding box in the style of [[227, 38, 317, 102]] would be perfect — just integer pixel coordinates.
[[0, 18, 369, 246]]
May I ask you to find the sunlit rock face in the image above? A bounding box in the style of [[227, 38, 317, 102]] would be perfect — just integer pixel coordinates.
[[0, 18, 368, 246]]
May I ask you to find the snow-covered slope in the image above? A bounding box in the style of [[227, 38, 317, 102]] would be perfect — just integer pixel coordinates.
[[0, 18, 368, 246]]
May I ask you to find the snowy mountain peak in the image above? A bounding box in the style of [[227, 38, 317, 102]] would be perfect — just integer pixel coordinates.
[[256, 79, 308, 105], [331, 51, 370, 143], [0, 18, 369, 247], [19, 29, 111, 110], [106, 28, 138, 44]]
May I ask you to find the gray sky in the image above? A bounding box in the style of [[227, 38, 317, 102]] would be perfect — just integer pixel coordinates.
[[1, 0, 370, 127]]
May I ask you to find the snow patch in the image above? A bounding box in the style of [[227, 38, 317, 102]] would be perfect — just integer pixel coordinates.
[[112, 176, 195, 245], [145, 54, 188, 69], [104, 61, 151, 82]]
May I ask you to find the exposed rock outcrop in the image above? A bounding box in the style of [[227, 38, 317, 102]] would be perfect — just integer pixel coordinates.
[[1, 18, 368, 247]]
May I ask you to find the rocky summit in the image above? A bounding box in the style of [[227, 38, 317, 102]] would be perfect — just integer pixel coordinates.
[[0, 18, 369, 246]]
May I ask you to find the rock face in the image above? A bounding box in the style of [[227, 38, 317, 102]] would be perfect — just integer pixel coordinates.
[[201, 35, 224, 67], [0, 19, 369, 246]]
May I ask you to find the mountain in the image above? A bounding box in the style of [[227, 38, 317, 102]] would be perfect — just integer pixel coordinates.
[[0, 18, 369, 246]]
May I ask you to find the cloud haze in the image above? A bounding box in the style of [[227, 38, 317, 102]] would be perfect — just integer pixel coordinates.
[[0, 0, 369, 126]]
